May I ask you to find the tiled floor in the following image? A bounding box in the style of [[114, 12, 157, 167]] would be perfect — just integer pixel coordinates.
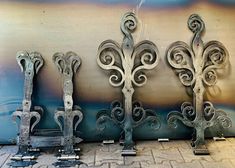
[[1, 138, 235, 168]]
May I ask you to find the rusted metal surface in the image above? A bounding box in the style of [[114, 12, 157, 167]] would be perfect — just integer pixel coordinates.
[[52, 51, 84, 167], [167, 14, 232, 155], [9, 51, 44, 167], [96, 12, 161, 156]]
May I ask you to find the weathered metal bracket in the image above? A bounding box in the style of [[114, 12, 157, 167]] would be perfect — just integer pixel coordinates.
[[166, 14, 232, 155], [9, 51, 44, 167], [52, 52, 84, 167], [96, 12, 161, 156]]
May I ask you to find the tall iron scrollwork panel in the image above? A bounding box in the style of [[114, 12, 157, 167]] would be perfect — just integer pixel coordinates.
[[9, 51, 44, 167], [166, 14, 232, 155], [96, 12, 161, 156], [52, 51, 84, 167]]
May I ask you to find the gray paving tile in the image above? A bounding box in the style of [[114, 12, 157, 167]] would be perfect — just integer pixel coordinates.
[[80, 142, 110, 167], [79, 164, 89, 168], [152, 148, 184, 164], [0, 153, 10, 168], [32, 153, 57, 168], [140, 161, 172, 168], [206, 139, 219, 149], [106, 143, 123, 152], [80, 150, 95, 166], [88, 163, 109, 168], [95, 143, 123, 165], [178, 148, 213, 162], [230, 159, 235, 167], [80, 143, 105, 153], [227, 138, 235, 144], [200, 159, 234, 168], [161, 140, 191, 149], [207, 138, 235, 150], [0, 146, 18, 168], [111, 162, 141, 168], [171, 160, 203, 168], [34, 165, 48, 168], [213, 139, 234, 148], [210, 146, 235, 161], [136, 140, 163, 150], [0, 146, 17, 155], [0, 139, 235, 168], [124, 147, 154, 165]]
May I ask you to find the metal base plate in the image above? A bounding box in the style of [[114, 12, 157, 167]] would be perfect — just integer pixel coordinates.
[[103, 140, 115, 144], [193, 146, 210, 155], [119, 139, 124, 145], [57, 154, 80, 160], [213, 137, 226, 141], [121, 149, 136, 156], [121, 146, 136, 156], [9, 152, 40, 167], [53, 160, 83, 167], [158, 138, 169, 142], [8, 160, 37, 167]]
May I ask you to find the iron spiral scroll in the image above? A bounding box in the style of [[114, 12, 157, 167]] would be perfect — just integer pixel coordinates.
[[96, 12, 161, 156], [166, 14, 232, 155]]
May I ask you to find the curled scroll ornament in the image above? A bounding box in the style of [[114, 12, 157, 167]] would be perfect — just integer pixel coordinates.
[[167, 14, 231, 143], [96, 12, 160, 135]]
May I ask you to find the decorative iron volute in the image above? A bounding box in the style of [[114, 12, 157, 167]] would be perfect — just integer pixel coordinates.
[[167, 14, 232, 155], [96, 12, 160, 156], [52, 51, 84, 167], [10, 51, 44, 167]]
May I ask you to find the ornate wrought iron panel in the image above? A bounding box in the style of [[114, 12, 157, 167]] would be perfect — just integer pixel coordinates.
[[52, 51, 84, 167], [166, 14, 232, 155], [9, 51, 44, 167], [96, 12, 161, 156]]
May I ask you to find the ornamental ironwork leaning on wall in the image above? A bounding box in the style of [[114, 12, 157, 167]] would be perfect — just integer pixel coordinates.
[[52, 52, 84, 167], [96, 12, 161, 156], [166, 14, 232, 155], [9, 51, 44, 167], [5, 12, 233, 167]]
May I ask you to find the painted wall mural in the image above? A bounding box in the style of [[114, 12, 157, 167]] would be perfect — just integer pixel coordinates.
[[0, 0, 235, 144]]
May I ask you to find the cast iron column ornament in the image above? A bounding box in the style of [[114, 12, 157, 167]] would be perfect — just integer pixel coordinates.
[[52, 51, 84, 167], [167, 14, 232, 154], [96, 12, 160, 156], [10, 51, 44, 167]]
